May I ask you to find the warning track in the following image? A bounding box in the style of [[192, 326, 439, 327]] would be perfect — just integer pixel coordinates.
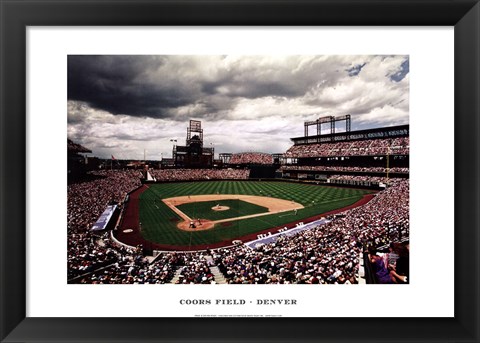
[[114, 185, 376, 251]]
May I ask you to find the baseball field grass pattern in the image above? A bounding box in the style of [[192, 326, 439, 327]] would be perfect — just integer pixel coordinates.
[[177, 199, 269, 221], [139, 181, 372, 246]]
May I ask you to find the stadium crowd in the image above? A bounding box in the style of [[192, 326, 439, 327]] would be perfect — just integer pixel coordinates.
[[68, 170, 143, 278], [67, 168, 246, 283], [68, 170, 142, 231], [229, 152, 273, 165], [68, 231, 118, 279], [150, 168, 249, 181], [68, 169, 409, 285], [174, 254, 214, 284], [328, 175, 405, 184], [211, 180, 409, 284], [285, 137, 409, 158], [280, 165, 409, 173], [78, 243, 182, 284]]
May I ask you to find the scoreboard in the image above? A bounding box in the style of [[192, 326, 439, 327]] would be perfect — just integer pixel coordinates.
[[190, 120, 201, 131]]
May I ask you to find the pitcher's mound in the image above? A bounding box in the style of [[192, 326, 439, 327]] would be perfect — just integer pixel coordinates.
[[212, 205, 230, 211]]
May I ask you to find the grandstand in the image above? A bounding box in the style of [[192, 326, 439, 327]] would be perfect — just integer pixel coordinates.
[[67, 139, 93, 182], [229, 152, 274, 165], [281, 116, 409, 187], [67, 117, 409, 285], [226, 152, 279, 178]]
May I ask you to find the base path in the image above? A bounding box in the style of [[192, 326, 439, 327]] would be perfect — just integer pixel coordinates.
[[114, 185, 377, 251], [163, 194, 304, 232]]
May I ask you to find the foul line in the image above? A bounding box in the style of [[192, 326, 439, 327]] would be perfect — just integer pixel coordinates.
[[279, 195, 361, 218], [162, 200, 193, 222], [161, 195, 361, 229], [278, 213, 296, 218]]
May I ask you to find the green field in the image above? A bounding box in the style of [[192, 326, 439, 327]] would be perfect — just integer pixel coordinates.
[[176, 199, 269, 221], [139, 181, 372, 246]]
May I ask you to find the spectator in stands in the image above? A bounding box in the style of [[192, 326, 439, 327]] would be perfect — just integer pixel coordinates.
[[389, 242, 409, 284], [386, 242, 400, 268], [368, 247, 394, 284]]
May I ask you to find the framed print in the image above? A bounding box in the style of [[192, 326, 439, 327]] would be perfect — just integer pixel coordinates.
[[1, 0, 479, 342]]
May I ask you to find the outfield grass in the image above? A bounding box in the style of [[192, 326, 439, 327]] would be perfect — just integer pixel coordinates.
[[176, 199, 269, 221], [139, 181, 372, 246]]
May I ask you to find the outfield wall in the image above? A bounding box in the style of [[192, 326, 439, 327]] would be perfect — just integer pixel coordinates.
[[143, 177, 384, 191]]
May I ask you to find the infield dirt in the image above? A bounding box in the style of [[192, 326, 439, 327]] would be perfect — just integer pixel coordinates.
[[162, 194, 304, 231], [115, 185, 375, 251]]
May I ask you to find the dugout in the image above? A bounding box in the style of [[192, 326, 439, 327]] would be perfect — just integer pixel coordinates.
[[91, 205, 120, 233]]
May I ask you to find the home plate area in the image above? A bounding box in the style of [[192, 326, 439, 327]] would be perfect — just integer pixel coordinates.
[[162, 194, 303, 232]]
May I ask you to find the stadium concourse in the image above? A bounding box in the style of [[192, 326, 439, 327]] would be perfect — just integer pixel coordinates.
[[67, 169, 409, 285]]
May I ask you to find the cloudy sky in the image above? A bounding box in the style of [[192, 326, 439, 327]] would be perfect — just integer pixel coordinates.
[[67, 55, 409, 160]]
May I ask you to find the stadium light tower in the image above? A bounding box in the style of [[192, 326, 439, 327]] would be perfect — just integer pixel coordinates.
[[170, 139, 178, 162], [210, 142, 215, 159]]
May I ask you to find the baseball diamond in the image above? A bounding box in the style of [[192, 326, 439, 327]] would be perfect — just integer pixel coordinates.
[[67, 55, 410, 285], [115, 181, 374, 250]]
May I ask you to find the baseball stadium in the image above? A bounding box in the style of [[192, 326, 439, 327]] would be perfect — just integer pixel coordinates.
[[67, 116, 409, 285]]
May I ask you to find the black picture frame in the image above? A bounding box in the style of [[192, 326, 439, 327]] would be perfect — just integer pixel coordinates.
[[1, 0, 479, 342]]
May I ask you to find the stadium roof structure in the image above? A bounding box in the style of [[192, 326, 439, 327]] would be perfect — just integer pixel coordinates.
[[290, 124, 409, 145], [67, 139, 92, 153]]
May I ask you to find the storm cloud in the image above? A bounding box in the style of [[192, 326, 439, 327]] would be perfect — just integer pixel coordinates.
[[67, 55, 409, 159]]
